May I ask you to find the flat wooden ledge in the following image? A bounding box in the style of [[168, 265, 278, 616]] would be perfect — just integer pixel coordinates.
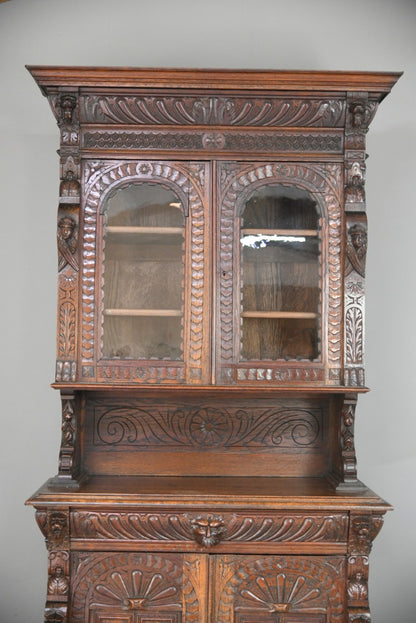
[[26, 476, 392, 513], [26, 66, 402, 96]]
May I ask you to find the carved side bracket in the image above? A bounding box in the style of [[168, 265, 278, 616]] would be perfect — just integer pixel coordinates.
[[46, 391, 82, 488], [347, 514, 385, 623], [336, 394, 361, 490], [36, 509, 70, 623]]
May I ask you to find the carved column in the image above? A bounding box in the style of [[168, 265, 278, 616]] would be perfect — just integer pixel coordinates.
[[53, 90, 80, 383], [344, 92, 378, 387], [36, 509, 70, 623], [347, 514, 384, 622]]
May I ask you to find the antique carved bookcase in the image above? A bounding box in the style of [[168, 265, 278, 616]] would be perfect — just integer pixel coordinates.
[[26, 67, 401, 623]]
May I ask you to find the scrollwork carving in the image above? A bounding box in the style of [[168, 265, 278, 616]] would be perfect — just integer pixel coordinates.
[[94, 403, 322, 449]]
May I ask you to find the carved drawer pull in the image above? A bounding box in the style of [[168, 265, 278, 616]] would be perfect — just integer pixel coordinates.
[[190, 515, 226, 547], [123, 597, 147, 611]]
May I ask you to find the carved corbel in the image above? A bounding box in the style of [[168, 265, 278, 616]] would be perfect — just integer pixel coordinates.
[[336, 394, 362, 490], [36, 509, 70, 623], [347, 514, 385, 623]]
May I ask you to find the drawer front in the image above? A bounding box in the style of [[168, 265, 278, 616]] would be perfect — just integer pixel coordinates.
[[71, 511, 348, 553]]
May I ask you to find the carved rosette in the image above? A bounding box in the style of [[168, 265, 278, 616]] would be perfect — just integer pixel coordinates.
[[70, 552, 201, 623], [347, 514, 385, 623], [344, 213, 367, 386], [217, 162, 342, 383], [81, 160, 208, 383], [36, 509, 70, 623], [213, 555, 346, 623]]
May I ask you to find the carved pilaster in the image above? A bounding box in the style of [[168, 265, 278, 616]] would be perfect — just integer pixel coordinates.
[[344, 213, 367, 386], [347, 514, 385, 623], [36, 509, 70, 623]]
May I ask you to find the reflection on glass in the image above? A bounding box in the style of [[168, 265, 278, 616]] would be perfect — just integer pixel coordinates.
[[240, 184, 320, 361], [102, 183, 185, 360]]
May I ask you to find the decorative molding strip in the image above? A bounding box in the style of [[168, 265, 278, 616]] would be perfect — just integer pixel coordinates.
[[82, 129, 343, 153]]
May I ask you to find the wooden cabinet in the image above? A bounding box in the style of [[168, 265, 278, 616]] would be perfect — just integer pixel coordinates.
[[26, 67, 401, 623]]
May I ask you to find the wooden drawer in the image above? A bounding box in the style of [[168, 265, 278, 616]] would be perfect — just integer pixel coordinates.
[[70, 510, 348, 554]]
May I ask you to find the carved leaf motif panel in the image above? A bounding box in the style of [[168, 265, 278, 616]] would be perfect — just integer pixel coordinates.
[[80, 95, 346, 127], [216, 162, 343, 384], [81, 160, 210, 384]]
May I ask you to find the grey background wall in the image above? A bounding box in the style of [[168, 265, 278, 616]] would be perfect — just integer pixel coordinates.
[[0, 0, 415, 620]]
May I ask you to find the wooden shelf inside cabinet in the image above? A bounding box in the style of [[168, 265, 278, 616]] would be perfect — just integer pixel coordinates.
[[106, 226, 184, 235], [103, 308, 183, 317], [241, 311, 318, 319], [241, 229, 319, 237]]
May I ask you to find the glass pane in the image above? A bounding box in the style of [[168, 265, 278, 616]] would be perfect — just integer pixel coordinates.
[[240, 185, 320, 361], [101, 183, 185, 360]]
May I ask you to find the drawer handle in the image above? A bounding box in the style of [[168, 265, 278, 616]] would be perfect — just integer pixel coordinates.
[[190, 515, 226, 547]]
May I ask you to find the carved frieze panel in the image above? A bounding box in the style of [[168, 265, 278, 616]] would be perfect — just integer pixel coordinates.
[[213, 555, 346, 623], [91, 401, 324, 450], [80, 95, 346, 127], [70, 552, 203, 623], [71, 511, 348, 546], [82, 128, 343, 154]]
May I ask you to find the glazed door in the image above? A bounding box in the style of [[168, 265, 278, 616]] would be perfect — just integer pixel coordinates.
[[80, 160, 211, 385], [215, 162, 343, 386]]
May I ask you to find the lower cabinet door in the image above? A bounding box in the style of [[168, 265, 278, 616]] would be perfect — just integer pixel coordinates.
[[70, 552, 346, 623], [211, 555, 347, 623], [70, 552, 208, 623]]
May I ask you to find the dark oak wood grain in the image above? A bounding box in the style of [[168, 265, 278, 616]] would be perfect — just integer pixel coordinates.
[[26, 67, 400, 623]]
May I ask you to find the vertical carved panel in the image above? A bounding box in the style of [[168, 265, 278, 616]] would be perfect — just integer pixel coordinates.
[[55, 390, 81, 485], [344, 214, 367, 386]]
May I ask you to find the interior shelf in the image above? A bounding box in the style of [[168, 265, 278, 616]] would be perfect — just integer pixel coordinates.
[[106, 226, 184, 235], [241, 311, 318, 319], [104, 308, 183, 317], [241, 228, 318, 236]]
